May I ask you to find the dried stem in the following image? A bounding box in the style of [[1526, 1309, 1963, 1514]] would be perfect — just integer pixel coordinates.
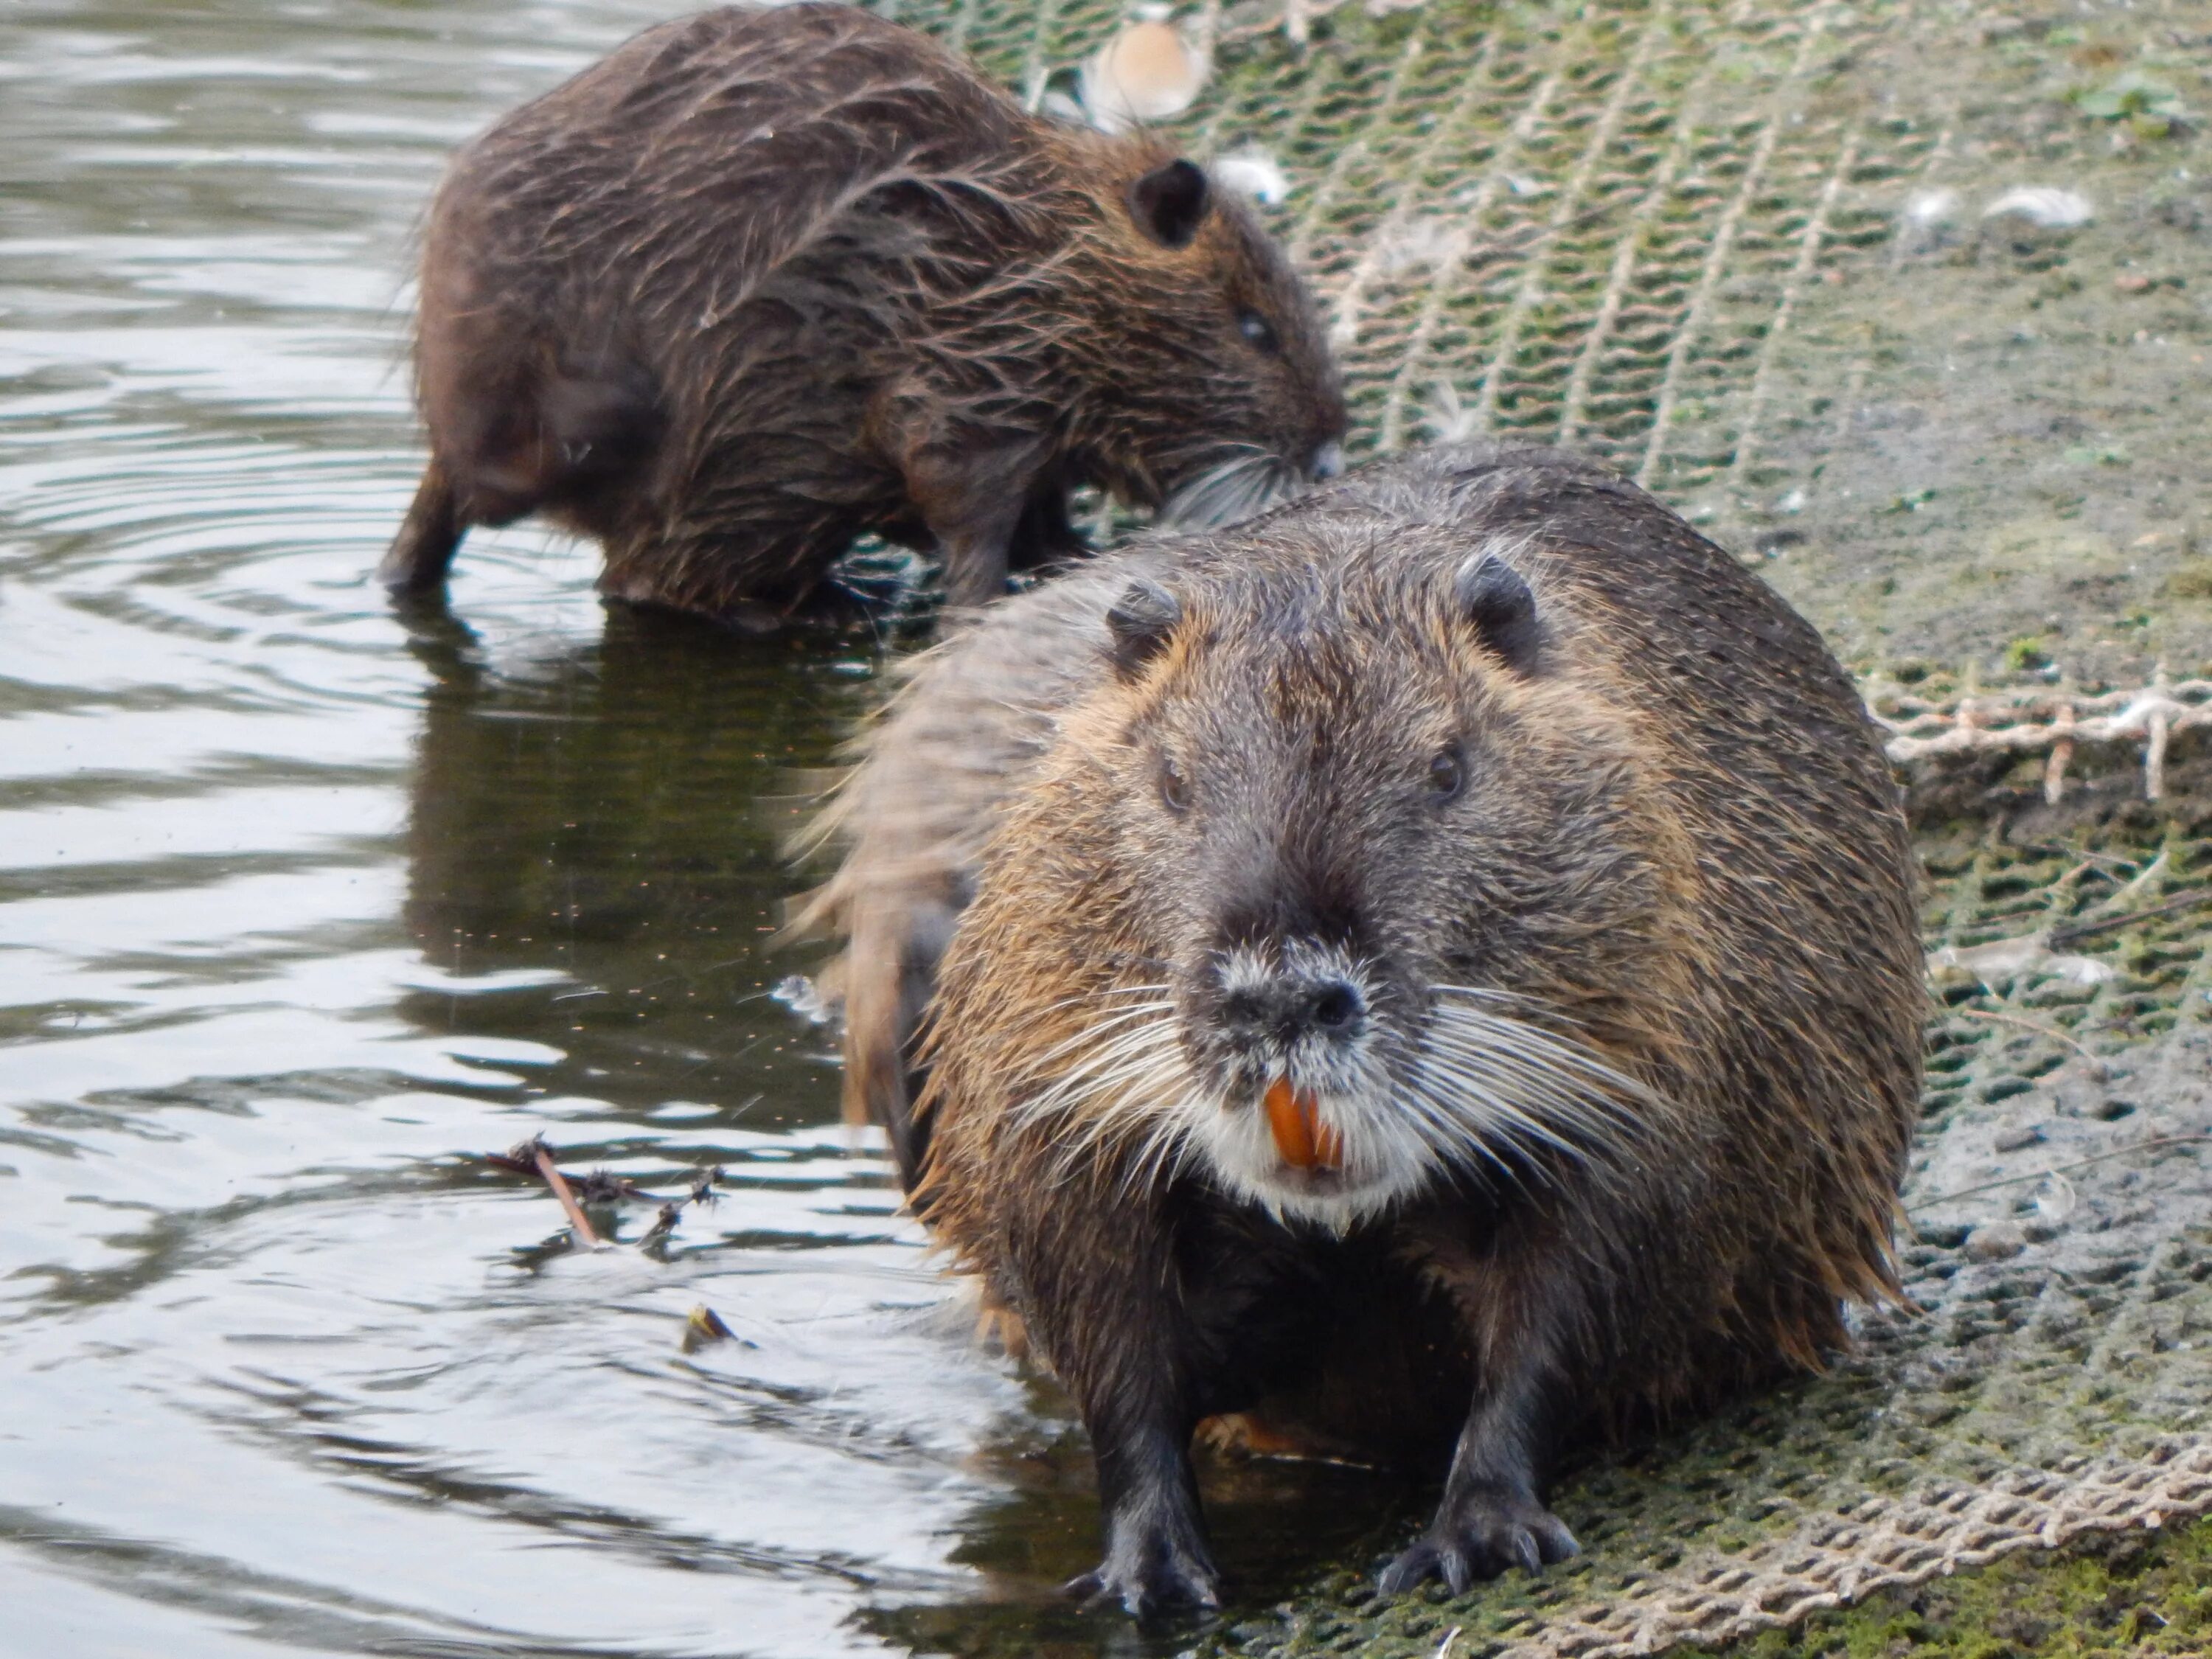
[[2047, 887, 2212, 947], [1910, 1135, 2212, 1214], [1949, 1005, 2098, 1061], [530, 1141, 602, 1248]]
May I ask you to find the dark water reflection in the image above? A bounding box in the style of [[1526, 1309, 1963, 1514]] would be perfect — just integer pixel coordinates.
[[397, 602, 853, 1124], [0, 1, 1406, 1654]]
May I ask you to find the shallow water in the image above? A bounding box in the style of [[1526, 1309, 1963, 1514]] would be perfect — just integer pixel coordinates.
[[0, 4, 1399, 1655]]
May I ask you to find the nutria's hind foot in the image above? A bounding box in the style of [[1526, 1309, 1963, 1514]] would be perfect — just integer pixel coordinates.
[[1379, 1483, 1579, 1596], [379, 459, 465, 591]]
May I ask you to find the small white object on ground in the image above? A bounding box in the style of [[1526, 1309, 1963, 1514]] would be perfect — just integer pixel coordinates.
[[1980, 185, 2096, 235], [1211, 145, 1288, 205], [1081, 11, 1210, 132], [1927, 935, 2118, 990], [1377, 215, 1466, 274], [1904, 187, 1961, 229]]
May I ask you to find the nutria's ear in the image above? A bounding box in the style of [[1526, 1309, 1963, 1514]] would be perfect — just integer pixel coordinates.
[[1127, 159, 1211, 249], [1105, 579, 1182, 678], [1455, 552, 1542, 672]]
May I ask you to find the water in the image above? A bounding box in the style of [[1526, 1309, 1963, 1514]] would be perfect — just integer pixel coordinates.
[[0, 4, 1397, 1654]]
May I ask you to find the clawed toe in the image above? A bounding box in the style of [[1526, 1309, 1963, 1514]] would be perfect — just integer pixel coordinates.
[[1062, 1545, 1220, 1619], [1378, 1539, 1450, 1596], [1380, 1489, 1578, 1597]]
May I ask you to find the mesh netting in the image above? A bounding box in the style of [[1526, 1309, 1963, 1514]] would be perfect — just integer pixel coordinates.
[[857, 0, 2212, 1647], [892, 0, 2212, 687]]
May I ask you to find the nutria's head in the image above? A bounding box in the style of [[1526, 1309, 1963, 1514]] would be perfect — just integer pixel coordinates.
[[998, 521, 1683, 1232], [1062, 145, 1346, 518]]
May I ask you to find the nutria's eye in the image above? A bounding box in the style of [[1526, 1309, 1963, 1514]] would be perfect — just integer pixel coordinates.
[[1236, 309, 1280, 355], [1427, 745, 1465, 804], [1158, 754, 1192, 815]]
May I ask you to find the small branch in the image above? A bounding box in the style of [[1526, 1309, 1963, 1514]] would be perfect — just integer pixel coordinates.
[[488, 1136, 603, 1247], [484, 1142, 724, 1250], [1949, 1005, 2098, 1061], [1909, 1135, 2212, 1214], [2047, 886, 2212, 947], [531, 1141, 602, 1248], [2017, 843, 2139, 871]]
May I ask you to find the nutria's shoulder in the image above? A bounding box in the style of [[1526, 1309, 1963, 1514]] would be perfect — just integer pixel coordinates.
[[787, 552, 1184, 1179]]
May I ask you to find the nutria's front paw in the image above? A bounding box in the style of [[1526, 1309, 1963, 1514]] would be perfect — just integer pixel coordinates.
[[1064, 1512, 1221, 1618], [1379, 1484, 1578, 1596]]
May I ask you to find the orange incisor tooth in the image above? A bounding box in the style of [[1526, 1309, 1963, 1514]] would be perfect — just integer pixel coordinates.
[[1264, 1078, 1343, 1171]]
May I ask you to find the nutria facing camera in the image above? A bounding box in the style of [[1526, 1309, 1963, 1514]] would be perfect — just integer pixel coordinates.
[[802, 444, 1923, 1613], [384, 3, 1345, 628]]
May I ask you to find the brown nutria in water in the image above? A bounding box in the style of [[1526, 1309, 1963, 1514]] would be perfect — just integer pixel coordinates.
[[383, 2, 1346, 628], [798, 442, 1923, 1615]]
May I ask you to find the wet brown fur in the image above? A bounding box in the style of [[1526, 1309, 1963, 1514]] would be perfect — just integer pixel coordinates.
[[386, 3, 1343, 625], [799, 443, 1924, 1608]]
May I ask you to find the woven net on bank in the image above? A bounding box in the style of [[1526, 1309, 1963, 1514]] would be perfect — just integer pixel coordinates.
[[862, 0, 2212, 1650], [898, 0, 2211, 686]]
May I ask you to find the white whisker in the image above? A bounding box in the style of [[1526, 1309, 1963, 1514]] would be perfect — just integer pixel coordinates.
[[1020, 1000, 1176, 1071], [1390, 993, 1664, 1191], [1161, 445, 1298, 529], [994, 975, 1664, 1233]]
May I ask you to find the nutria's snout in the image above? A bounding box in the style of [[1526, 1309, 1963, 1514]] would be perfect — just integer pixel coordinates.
[[1175, 942, 1423, 1228], [1308, 440, 1346, 481], [1194, 942, 1380, 1087], [1217, 967, 1367, 1049]]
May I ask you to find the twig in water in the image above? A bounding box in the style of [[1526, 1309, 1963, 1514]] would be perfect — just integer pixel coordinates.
[[485, 1135, 604, 1247], [529, 1141, 602, 1248], [485, 1143, 727, 1249], [568, 1169, 648, 1203]]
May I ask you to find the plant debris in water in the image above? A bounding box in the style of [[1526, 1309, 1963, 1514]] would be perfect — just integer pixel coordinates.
[[482, 1137, 726, 1251]]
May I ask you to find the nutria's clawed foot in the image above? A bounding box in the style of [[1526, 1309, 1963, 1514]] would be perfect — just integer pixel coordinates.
[[1380, 1483, 1579, 1596], [1064, 1514, 1221, 1618]]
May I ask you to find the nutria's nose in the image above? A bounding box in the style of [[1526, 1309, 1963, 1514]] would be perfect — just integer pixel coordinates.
[[1309, 441, 1344, 481], [1220, 973, 1366, 1046]]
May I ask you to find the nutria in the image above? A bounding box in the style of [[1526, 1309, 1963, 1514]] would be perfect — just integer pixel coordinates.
[[798, 443, 1922, 1613], [383, 2, 1346, 627]]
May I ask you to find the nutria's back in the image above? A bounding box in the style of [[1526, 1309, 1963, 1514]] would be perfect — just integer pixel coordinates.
[[390, 3, 1344, 625]]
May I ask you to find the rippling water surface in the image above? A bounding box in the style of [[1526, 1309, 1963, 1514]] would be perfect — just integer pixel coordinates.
[[0, 4, 1396, 1655]]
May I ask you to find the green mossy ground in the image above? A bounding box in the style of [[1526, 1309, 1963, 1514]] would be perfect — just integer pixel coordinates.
[[1689, 1520, 2212, 1658]]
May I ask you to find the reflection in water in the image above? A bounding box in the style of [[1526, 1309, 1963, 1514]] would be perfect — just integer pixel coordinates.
[[0, 1, 1411, 1653], [396, 597, 852, 1127]]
